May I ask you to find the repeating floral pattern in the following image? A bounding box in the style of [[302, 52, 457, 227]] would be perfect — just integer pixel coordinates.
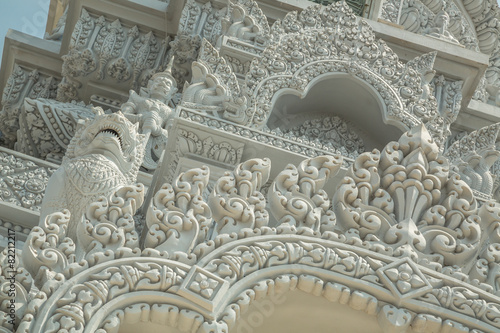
[[58, 8, 169, 102], [0, 151, 55, 211], [4, 1, 500, 333]]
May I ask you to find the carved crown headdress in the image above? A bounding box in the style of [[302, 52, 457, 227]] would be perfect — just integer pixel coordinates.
[[150, 56, 177, 88]]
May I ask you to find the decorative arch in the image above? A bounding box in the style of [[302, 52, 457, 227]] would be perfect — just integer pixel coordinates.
[[242, 3, 440, 137], [264, 69, 409, 150], [18, 257, 192, 333], [180, 2, 451, 146], [212, 271, 487, 333], [257, 63, 411, 129]]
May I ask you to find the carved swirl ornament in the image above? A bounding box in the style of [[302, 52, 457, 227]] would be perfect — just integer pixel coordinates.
[[4, 1, 500, 333], [8, 124, 500, 333]]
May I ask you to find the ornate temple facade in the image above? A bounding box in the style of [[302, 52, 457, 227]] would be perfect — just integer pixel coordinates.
[[2, 0, 500, 331]]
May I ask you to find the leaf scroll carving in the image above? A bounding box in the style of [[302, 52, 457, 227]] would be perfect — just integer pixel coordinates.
[[209, 158, 271, 235], [333, 124, 481, 268], [268, 155, 342, 234], [144, 166, 211, 256]]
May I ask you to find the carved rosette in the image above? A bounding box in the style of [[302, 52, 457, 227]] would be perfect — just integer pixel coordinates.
[[334, 124, 481, 268], [0, 150, 55, 211]]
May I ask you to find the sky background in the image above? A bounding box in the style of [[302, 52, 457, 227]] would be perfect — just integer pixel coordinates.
[[1, 0, 500, 64], [0, 0, 50, 63]]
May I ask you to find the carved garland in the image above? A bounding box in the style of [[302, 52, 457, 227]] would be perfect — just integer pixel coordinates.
[[17, 242, 500, 333], [17, 258, 190, 333]]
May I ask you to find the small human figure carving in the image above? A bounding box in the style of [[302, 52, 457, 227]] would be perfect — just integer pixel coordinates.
[[217, 3, 262, 48], [121, 58, 178, 170], [424, 10, 459, 44], [182, 61, 230, 113]]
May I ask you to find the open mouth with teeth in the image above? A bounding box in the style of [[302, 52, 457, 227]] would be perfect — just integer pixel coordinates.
[[95, 127, 124, 151]]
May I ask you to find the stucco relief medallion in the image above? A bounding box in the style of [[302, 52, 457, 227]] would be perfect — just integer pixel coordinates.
[[377, 257, 432, 301], [179, 266, 229, 311]]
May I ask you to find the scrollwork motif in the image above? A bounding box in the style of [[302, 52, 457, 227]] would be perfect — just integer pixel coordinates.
[[209, 158, 271, 234], [144, 166, 211, 257], [269, 155, 342, 234], [334, 124, 481, 268]]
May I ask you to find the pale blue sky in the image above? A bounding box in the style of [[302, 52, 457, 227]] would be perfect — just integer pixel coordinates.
[[0, 0, 50, 61], [0, 0, 500, 62]]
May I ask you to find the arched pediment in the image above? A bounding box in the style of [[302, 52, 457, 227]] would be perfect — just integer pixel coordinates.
[[243, 3, 441, 137], [266, 74, 403, 152], [180, 2, 453, 147]]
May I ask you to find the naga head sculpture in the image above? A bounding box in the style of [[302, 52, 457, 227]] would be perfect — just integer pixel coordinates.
[[65, 108, 147, 182]]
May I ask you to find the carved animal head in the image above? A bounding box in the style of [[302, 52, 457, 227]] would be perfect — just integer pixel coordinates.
[[65, 108, 147, 182]]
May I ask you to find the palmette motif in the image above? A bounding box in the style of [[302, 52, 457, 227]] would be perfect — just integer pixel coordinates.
[[334, 124, 481, 268]]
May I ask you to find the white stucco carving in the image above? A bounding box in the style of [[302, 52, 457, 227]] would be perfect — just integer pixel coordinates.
[[445, 123, 500, 199], [0, 66, 60, 147], [58, 8, 169, 102], [181, 39, 247, 122], [382, 0, 500, 106], [0, 150, 55, 212], [179, 2, 458, 148], [2, 0, 500, 332], [122, 59, 177, 170], [38, 110, 146, 242], [16, 98, 94, 162], [144, 166, 211, 257], [277, 116, 366, 158], [209, 158, 271, 234], [335, 124, 480, 268], [7, 122, 500, 333]]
